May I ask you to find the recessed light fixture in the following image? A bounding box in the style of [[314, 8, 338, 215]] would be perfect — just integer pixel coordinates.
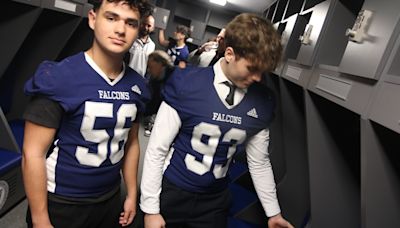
[[210, 0, 227, 6]]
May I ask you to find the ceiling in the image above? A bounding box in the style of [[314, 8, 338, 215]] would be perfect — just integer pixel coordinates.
[[192, 0, 275, 14]]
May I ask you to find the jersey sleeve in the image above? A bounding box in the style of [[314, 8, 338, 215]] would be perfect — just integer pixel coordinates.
[[23, 96, 64, 128], [161, 68, 187, 111], [24, 61, 70, 111]]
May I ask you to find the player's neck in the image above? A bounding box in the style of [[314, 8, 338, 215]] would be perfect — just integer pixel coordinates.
[[86, 47, 123, 79], [220, 58, 232, 81], [140, 35, 149, 43], [176, 39, 185, 47]]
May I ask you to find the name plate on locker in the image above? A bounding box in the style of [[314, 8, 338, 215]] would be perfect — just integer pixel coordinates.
[[285, 65, 303, 80], [316, 74, 352, 100], [54, 0, 77, 13]]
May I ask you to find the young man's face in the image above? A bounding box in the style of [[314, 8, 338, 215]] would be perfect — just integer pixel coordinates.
[[224, 48, 263, 89], [89, 1, 140, 55], [140, 15, 155, 37], [174, 31, 186, 42]]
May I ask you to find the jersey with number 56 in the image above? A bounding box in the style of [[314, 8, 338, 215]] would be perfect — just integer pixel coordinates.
[[162, 67, 275, 193], [24, 52, 150, 198]]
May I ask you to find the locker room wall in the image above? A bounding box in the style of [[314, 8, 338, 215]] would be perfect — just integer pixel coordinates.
[[267, 0, 400, 227], [2, 0, 400, 227], [0, 0, 94, 218], [154, 0, 238, 47]]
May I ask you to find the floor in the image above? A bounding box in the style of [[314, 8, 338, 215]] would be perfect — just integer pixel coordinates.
[[0, 123, 150, 228]]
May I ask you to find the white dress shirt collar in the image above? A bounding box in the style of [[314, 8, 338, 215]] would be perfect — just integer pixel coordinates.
[[213, 58, 246, 108]]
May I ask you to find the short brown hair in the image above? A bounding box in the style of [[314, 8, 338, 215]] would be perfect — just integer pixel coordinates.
[[148, 50, 174, 68], [224, 13, 282, 72], [176, 25, 191, 38], [90, 0, 153, 18]]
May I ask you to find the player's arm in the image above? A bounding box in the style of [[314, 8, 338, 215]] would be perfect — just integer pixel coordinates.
[[158, 29, 169, 47], [140, 101, 181, 227], [120, 122, 140, 226], [22, 121, 56, 228], [22, 96, 63, 228], [246, 129, 293, 228]]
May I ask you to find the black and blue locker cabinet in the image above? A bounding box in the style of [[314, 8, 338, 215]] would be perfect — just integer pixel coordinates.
[[154, 7, 170, 30], [267, 1, 277, 22], [0, 108, 25, 218], [305, 92, 361, 228], [272, 0, 288, 24], [338, 0, 400, 80], [281, 0, 356, 88], [368, 22, 400, 134], [57, 2, 94, 61], [5, 1, 83, 121], [41, 0, 84, 16], [0, 149, 24, 218], [275, 78, 311, 228], [272, 13, 307, 76], [360, 121, 400, 228], [283, 0, 303, 20], [305, 0, 388, 117], [0, 0, 42, 80], [190, 19, 207, 44], [362, 12, 400, 227]]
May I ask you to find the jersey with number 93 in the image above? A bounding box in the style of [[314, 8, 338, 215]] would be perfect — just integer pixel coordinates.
[[24, 52, 150, 198], [162, 67, 275, 193]]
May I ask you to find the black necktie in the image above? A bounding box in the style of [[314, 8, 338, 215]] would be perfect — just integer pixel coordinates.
[[223, 81, 236, 105]]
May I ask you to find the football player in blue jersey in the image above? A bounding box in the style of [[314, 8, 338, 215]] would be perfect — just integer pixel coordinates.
[[21, 0, 152, 227], [158, 25, 190, 68], [140, 13, 294, 228]]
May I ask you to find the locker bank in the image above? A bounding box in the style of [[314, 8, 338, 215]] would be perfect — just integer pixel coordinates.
[[1, 0, 399, 227]]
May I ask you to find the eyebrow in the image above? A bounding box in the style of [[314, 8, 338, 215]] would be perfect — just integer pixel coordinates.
[[247, 65, 259, 73], [104, 11, 139, 23]]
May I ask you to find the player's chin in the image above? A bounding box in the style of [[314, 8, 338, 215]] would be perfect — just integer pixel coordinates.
[[107, 46, 129, 55], [237, 82, 251, 89]]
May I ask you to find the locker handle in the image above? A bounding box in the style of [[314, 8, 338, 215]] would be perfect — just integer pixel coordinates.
[[345, 9, 373, 43], [299, 24, 313, 45]]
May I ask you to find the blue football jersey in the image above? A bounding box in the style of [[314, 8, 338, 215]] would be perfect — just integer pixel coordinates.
[[167, 44, 189, 65], [162, 67, 275, 193], [24, 52, 150, 198]]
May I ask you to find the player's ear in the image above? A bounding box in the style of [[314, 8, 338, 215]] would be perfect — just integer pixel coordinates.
[[224, 47, 235, 63], [88, 9, 96, 30]]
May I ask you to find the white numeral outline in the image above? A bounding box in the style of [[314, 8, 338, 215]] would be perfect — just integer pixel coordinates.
[[76, 101, 137, 167], [185, 122, 246, 179]]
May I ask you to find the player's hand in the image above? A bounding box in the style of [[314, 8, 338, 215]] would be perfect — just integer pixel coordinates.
[[144, 213, 166, 228], [268, 213, 294, 228], [119, 196, 136, 226]]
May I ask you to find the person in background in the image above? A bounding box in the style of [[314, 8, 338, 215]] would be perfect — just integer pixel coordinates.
[[208, 27, 226, 66], [188, 28, 225, 67], [143, 50, 175, 137], [158, 25, 190, 68], [128, 14, 156, 77], [140, 13, 293, 228], [21, 0, 152, 227]]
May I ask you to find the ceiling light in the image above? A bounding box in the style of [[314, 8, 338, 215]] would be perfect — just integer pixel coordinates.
[[210, 0, 227, 6]]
